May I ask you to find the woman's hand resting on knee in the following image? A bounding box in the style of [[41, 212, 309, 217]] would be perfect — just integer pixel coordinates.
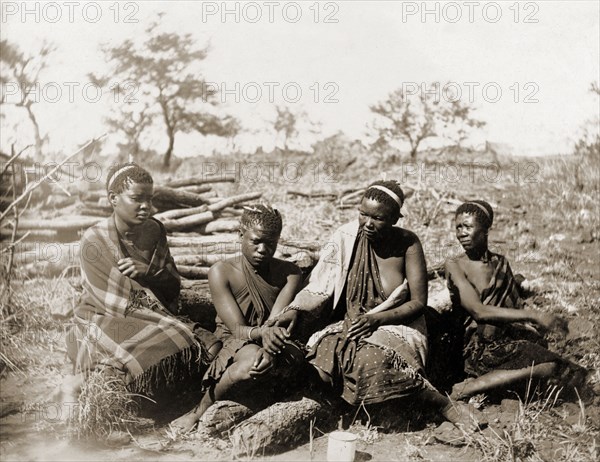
[[258, 326, 290, 355], [249, 348, 275, 378]]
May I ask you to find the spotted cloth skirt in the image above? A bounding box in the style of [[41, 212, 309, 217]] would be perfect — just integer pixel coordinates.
[[307, 319, 431, 406]]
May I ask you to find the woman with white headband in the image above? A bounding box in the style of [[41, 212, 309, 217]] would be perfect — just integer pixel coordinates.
[[271, 180, 485, 431], [59, 162, 221, 409]]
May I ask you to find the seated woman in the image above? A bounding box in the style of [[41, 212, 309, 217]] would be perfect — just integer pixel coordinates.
[[61, 162, 221, 403], [445, 200, 586, 401], [171, 204, 304, 432], [274, 181, 485, 430]]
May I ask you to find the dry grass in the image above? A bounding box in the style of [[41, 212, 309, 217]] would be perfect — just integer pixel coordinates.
[[71, 368, 146, 440], [0, 275, 76, 377], [461, 387, 598, 462], [1, 149, 599, 459]]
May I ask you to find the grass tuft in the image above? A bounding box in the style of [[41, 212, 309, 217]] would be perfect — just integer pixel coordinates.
[[72, 368, 146, 440]]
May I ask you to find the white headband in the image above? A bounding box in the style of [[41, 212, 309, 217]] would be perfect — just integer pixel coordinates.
[[368, 185, 403, 210], [465, 201, 492, 220], [107, 165, 136, 191]]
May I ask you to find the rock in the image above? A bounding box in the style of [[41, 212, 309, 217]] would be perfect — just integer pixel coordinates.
[[500, 399, 520, 414], [431, 421, 465, 447]]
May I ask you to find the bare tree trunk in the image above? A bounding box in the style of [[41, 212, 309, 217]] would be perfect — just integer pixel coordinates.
[[163, 127, 175, 169], [25, 104, 43, 160], [410, 145, 418, 159], [160, 95, 175, 169]]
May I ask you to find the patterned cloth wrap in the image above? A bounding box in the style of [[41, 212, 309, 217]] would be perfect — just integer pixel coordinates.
[[448, 252, 583, 379], [202, 256, 304, 391], [285, 220, 435, 405], [68, 216, 213, 394]]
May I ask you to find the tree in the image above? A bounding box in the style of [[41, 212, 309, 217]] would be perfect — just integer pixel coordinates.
[[91, 16, 232, 168], [273, 105, 321, 151], [273, 106, 299, 151], [0, 40, 53, 159], [105, 103, 154, 162], [369, 83, 485, 159], [221, 116, 242, 152], [438, 99, 486, 150], [573, 81, 599, 158]]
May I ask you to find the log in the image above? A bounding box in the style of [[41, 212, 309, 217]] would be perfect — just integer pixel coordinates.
[[177, 265, 210, 279], [159, 211, 215, 232], [154, 205, 209, 221], [200, 401, 255, 436], [231, 396, 327, 457], [181, 279, 209, 291], [152, 186, 209, 210], [286, 190, 338, 200], [180, 286, 216, 330], [218, 207, 244, 217], [0, 228, 60, 241], [201, 220, 240, 234], [173, 253, 241, 266], [5, 216, 101, 231], [10, 242, 80, 266], [175, 185, 212, 195], [80, 190, 104, 202], [207, 192, 263, 213], [170, 242, 241, 256], [280, 251, 318, 270], [279, 238, 322, 252], [77, 203, 112, 216], [167, 233, 238, 247], [184, 189, 217, 198], [166, 175, 236, 188]]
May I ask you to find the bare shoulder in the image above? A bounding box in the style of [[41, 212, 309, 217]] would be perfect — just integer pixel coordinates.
[[445, 254, 467, 277], [391, 227, 422, 254], [208, 259, 238, 282]]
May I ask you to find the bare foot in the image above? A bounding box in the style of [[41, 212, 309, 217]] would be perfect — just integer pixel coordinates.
[[442, 401, 487, 432], [170, 410, 201, 434]]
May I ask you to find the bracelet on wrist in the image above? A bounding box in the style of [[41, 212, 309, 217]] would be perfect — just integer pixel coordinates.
[[248, 326, 257, 341]]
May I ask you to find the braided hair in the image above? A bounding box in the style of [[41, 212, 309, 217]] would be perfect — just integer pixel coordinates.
[[362, 180, 405, 220], [240, 204, 283, 235], [106, 162, 153, 194], [455, 200, 494, 229]]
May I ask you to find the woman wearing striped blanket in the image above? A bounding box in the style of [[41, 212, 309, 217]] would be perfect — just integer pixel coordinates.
[[61, 162, 221, 403]]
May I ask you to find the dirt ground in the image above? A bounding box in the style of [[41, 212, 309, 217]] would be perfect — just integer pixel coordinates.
[[1, 155, 599, 461]]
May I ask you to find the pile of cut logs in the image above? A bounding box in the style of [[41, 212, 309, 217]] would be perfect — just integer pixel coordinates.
[[3, 175, 321, 279]]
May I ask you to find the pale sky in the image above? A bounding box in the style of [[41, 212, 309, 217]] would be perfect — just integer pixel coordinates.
[[1, 1, 599, 157]]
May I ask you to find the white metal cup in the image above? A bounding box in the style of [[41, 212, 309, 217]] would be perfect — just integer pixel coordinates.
[[327, 431, 357, 462]]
